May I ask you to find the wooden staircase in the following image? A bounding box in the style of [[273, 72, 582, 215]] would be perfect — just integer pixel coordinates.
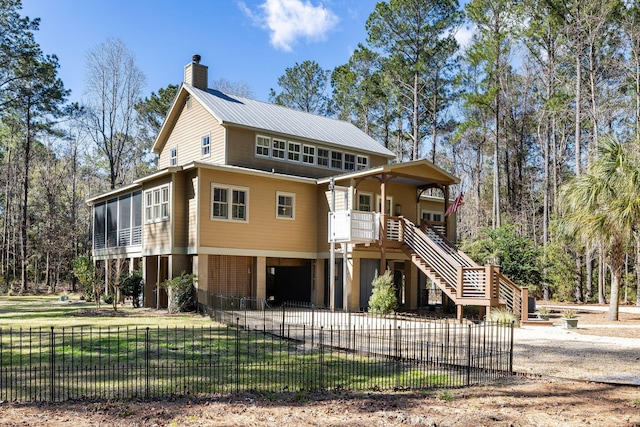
[[396, 217, 529, 323]]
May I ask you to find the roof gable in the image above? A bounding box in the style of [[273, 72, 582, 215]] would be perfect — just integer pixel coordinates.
[[152, 83, 396, 159]]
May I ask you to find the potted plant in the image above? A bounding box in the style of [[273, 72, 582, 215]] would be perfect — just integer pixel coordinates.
[[562, 309, 578, 329], [536, 306, 550, 321]]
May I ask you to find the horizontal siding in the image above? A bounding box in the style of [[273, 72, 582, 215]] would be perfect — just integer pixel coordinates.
[[158, 98, 221, 169], [210, 124, 226, 164], [142, 176, 172, 252], [198, 169, 318, 253], [188, 174, 198, 248]]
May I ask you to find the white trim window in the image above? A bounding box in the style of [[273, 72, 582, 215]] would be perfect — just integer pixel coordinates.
[[357, 155, 368, 170], [376, 195, 393, 215], [201, 134, 210, 157], [272, 138, 286, 159], [256, 135, 270, 157], [169, 147, 177, 166], [358, 193, 372, 212], [276, 191, 295, 219], [211, 183, 248, 221], [317, 148, 329, 167], [288, 141, 301, 162], [145, 185, 170, 223], [331, 151, 343, 169], [302, 145, 315, 164], [344, 153, 356, 171]]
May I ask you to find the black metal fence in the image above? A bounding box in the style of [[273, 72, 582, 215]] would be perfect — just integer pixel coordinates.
[[0, 294, 513, 402], [0, 320, 512, 402]]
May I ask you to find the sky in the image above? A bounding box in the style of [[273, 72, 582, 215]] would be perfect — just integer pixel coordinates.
[[20, 0, 474, 105], [19, 0, 385, 104]]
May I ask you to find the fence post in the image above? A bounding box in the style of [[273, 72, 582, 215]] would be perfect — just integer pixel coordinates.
[[509, 321, 514, 374], [395, 326, 401, 390], [145, 327, 150, 398], [466, 324, 472, 386], [319, 326, 324, 390], [281, 303, 286, 336], [236, 317, 240, 393], [50, 326, 54, 402]]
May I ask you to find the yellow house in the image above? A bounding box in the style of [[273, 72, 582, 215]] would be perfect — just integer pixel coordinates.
[[88, 56, 527, 321]]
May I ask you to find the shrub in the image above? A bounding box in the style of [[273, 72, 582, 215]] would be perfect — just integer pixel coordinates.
[[162, 272, 197, 313], [487, 307, 518, 325], [367, 270, 397, 315], [72, 256, 101, 304], [102, 293, 113, 305], [119, 270, 143, 307]]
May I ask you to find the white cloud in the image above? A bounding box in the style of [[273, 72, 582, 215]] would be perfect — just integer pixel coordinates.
[[455, 24, 476, 51], [240, 0, 339, 52]]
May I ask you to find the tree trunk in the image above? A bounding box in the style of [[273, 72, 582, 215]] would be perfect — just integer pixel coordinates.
[[608, 264, 621, 321], [636, 234, 640, 306], [575, 53, 582, 175], [20, 104, 32, 294], [493, 94, 501, 229], [412, 71, 419, 161], [585, 248, 593, 302], [574, 252, 583, 303], [598, 250, 606, 304]]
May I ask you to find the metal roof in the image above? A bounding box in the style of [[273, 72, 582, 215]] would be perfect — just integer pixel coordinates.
[[185, 83, 396, 159]]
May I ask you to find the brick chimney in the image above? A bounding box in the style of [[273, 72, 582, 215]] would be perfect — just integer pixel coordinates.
[[184, 54, 208, 90]]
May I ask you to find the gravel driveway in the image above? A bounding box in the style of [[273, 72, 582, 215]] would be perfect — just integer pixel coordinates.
[[512, 305, 640, 384]]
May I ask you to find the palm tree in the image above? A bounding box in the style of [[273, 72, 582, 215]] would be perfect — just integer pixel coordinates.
[[558, 137, 640, 321]]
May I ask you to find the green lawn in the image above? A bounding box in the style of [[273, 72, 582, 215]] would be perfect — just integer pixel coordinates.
[[0, 294, 213, 328], [0, 295, 472, 401]]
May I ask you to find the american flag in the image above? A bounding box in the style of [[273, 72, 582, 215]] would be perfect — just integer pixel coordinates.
[[445, 192, 464, 217]]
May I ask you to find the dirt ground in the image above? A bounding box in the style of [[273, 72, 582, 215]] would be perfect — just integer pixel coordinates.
[[1, 307, 640, 426]]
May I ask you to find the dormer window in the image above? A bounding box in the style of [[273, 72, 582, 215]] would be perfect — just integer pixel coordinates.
[[201, 135, 210, 157], [273, 139, 286, 159], [357, 155, 368, 170], [288, 142, 301, 162], [344, 153, 356, 171], [169, 147, 177, 166], [317, 148, 329, 167], [303, 145, 315, 164], [256, 135, 270, 157], [331, 151, 343, 169]]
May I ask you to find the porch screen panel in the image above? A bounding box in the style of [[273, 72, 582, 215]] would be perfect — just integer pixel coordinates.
[[106, 198, 118, 247], [118, 194, 131, 246], [93, 202, 106, 249], [132, 191, 142, 245]]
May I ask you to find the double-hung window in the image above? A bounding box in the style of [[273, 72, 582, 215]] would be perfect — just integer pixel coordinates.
[[276, 192, 295, 219], [288, 142, 301, 162], [256, 135, 270, 157], [358, 193, 372, 212], [169, 148, 177, 166], [303, 145, 315, 164], [201, 135, 210, 157], [211, 183, 248, 221], [272, 139, 286, 159], [145, 185, 170, 223]]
